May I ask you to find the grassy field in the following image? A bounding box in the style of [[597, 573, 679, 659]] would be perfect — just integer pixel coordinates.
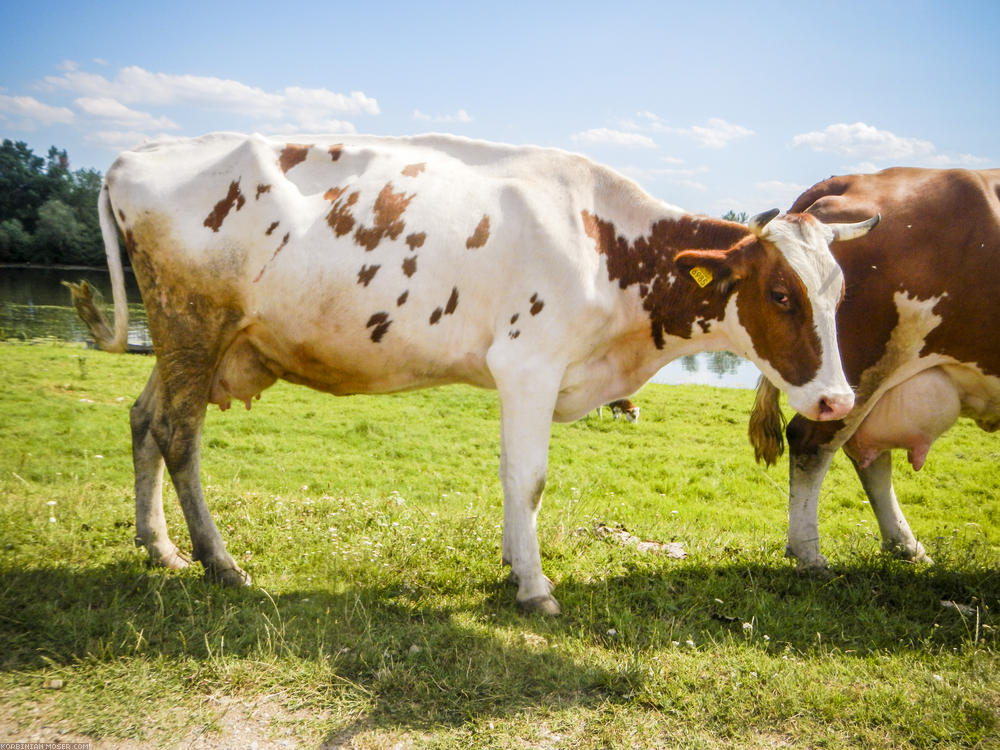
[[1, 340, 998, 748]]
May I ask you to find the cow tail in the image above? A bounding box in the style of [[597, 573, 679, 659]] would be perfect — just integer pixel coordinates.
[[748, 375, 786, 466], [64, 181, 129, 353]]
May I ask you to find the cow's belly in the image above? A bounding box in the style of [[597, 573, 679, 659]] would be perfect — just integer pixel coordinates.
[[209, 316, 495, 409]]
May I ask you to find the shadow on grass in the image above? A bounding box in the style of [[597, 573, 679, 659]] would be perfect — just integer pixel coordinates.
[[0, 552, 997, 736]]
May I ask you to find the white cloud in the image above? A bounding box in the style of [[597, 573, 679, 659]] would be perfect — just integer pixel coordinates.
[[791, 121, 993, 169], [570, 128, 657, 148], [619, 113, 753, 149], [791, 122, 934, 160], [40, 64, 379, 128], [75, 97, 179, 130], [0, 94, 75, 129], [86, 130, 161, 151], [412, 108, 473, 124], [680, 118, 754, 149]]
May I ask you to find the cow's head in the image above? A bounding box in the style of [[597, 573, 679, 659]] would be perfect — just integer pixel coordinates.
[[676, 210, 878, 421]]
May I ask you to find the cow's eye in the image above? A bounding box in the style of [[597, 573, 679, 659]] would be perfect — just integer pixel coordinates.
[[770, 289, 790, 308]]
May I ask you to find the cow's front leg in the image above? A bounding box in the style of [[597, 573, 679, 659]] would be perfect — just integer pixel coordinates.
[[786, 448, 836, 571], [852, 451, 932, 564], [493, 369, 561, 615], [130, 367, 190, 570]]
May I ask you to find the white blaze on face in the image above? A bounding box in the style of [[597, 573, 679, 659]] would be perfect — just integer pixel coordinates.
[[760, 216, 854, 420]]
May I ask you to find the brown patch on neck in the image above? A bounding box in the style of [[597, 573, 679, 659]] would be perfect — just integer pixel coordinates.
[[204, 180, 246, 233], [402, 163, 426, 177], [255, 184, 271, 200], [582, 209, 748, 348], [466, 215, 490, 249], [325, 186, 360, 237], [329, 144, 343, 161], [355, 182, 415, 251], [279, 144, 311, 173]]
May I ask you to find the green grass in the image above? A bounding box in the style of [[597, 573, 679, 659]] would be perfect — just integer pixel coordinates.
[[1, 341, 998, 748]]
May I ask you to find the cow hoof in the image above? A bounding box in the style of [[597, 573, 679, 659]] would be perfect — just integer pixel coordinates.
[[161, 549, 192, 570], [884, 541, 934, 565], [792, 557, 833, 577], [518, 595, 561, 616], [141, 541, 192, 571], [204, 565, 252, 587]]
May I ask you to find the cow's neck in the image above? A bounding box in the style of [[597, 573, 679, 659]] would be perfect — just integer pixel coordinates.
[[577, 206, 751, 408]]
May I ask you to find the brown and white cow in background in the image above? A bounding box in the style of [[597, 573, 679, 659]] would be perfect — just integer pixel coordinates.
[[74, 132, 878, 614], [750, 167, 1000, 570]]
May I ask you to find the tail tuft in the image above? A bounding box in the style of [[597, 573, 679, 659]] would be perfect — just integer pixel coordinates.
[[748, 376, 786, 466]]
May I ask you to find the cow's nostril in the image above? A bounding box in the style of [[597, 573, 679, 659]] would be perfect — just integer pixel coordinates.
[[819, 398, 834, 417]]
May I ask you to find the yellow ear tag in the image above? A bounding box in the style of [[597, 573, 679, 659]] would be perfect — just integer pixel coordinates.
[[689, 266, 713, 288]]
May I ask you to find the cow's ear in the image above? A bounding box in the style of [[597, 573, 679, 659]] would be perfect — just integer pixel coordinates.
[[674, 248, 742, 295]]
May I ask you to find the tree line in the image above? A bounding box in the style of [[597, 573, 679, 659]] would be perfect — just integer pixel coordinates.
[[0, 139, 105, 266]]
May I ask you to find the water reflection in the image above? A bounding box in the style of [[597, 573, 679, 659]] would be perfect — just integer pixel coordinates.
[[0, 266, 150, 347]]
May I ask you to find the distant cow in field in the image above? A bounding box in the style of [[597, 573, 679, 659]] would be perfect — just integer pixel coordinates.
[[603, 398, 640, 423], [72, 132, 877, 614], [750, 167, 1000, 570]]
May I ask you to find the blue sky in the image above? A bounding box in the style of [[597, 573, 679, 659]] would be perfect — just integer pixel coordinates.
[[2, 0, 997, 216]]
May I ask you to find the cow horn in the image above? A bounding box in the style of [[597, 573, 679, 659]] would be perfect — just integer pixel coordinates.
[[748, 208, 780, 236], [828, 213, 880, 242]]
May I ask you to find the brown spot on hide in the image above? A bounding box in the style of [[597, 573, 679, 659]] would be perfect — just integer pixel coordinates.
[[406, 232, 426, 251], [355, 182, 415, 251], [325, 186, 360, 237], [529, 293, 544, 315], [466, 215, 490, 249], [580, 208, 822, 386], [265, 221, 280, 236], [402, 256, 417, 277], [366, 312, 391, 342], [357, 264, 380, 286], [203, 180, 246, 232], [430, 308, 443, 325], [329, 144, 343, 161], [510, 313, 519, 324], [118, 209, 126, 222], [252, 232, 291, 283], [256, 184, 271, 200], [397, 290, 409, 306], [402, 163, 426, 177], [445, 287, 459, 315], [509, 330, 521, 339], [279, 144, 311, 173]]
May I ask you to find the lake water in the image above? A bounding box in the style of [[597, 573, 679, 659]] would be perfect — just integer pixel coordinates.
[[0, 266, 758, 389]]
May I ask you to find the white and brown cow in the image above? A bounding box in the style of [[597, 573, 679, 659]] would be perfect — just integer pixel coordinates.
[[75, 132, 877, 614], [750, 167, 1000, 570]]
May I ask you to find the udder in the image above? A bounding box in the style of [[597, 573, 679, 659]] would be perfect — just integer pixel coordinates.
[[844, 367, 961, 471], [210, 335, 278, 410]]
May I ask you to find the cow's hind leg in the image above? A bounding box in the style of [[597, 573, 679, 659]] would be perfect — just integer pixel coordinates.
[[131, 365, 190, 569], [851, 451, 932, 564], [150, 354, 249, 586]]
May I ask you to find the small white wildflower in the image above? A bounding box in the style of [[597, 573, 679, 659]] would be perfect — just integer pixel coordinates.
[[763, 635, 770, 641], [686, 639, 695, 647], [49, 517, 56, 523], [934, 674, 943, 682], [671, 641, 681, 647], [607, 628, 618, 637], [47, 501, 57, 507], [743, 622, 753, 632]]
